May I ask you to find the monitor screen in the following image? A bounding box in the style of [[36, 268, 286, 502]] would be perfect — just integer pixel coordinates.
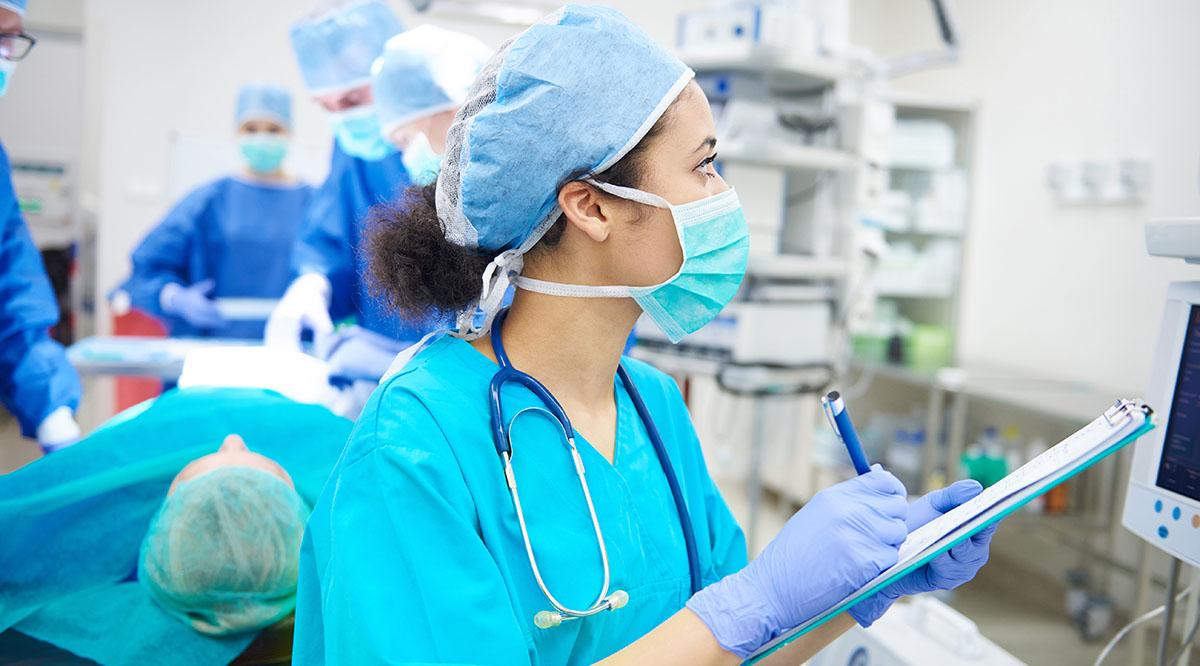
[[1157, 305, 1200, 501]]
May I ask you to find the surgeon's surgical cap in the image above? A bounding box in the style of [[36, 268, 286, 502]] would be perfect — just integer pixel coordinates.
[[438, 5, 692, 254], [436, 5, 693, 335], [235, 83, 293, 131], [290, 0, 404, 95], [138, 467, 312, 636], [371, 25, 491, 136], [0, 0, 25, 16]]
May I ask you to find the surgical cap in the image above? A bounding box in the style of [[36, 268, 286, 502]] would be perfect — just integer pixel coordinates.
[[138, 467, 311, 636], [0, 0, 25, 16], [437, 5, 693, 255], [371, 26, 492, 135], [290, 0, 404, 95], [235, 83, 293, 131]]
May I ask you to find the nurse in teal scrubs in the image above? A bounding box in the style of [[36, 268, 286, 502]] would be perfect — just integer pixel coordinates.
[[294, 6, 996, 665]]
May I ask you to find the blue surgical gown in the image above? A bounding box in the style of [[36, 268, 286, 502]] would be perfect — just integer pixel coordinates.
[[0, 141, 81, 437], [293, 335, 748, 665], [293, 143, 442, 344], [125, 176, 313, 339]]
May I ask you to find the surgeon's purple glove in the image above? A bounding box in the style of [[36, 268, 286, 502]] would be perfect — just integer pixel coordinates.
[[161, 280, 227, 329], [848, 479, 994, 627], [687, 468, 908, 658]]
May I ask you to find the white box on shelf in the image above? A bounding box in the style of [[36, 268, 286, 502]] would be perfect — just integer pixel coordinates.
[[677, 4, 818, 61], [730, 301, 831, 365], [890, 119, 956, 170]]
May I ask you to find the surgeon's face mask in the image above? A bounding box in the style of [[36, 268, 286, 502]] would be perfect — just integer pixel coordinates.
[[514, 181, 750, 343], [329, 105, 392, 161], [0, 59, 16, 98], [401, 131, 442, 186], [239, 134, 289, 174]]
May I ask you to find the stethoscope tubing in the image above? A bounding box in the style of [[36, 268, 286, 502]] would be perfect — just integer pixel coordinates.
[[487, 309, 703, 611]]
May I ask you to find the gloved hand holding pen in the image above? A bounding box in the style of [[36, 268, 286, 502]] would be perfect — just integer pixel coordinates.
[[686, 468, 910, 658]]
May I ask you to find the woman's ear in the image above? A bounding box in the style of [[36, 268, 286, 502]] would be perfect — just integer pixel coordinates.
[[558, 181, 612, 243]]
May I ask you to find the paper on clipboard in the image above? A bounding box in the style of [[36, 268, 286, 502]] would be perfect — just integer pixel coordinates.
[[746, 399, 1155, 663]]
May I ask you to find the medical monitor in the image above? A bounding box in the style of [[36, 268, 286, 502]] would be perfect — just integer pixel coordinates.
[[1124, 282, 1200, 566]]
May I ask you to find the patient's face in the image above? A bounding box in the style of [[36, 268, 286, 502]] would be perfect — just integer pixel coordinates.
[[169, 435, 295, 494]]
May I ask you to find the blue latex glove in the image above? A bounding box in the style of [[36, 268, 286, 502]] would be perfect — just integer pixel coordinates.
[[687, 468, 908, 658], [324, 329, 404, 382], [849, 479, 994, 627], [161, 280, 226, 329]]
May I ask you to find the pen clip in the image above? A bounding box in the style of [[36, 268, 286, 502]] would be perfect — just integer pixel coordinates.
[[820, 395, 842, 441]]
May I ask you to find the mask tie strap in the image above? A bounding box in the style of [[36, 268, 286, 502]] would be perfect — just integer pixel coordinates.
[[454, 249, 524, 340], [584, 178, 670, 209]]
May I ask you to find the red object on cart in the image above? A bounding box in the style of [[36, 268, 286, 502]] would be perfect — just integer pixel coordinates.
[[111, 309, 166, 412]]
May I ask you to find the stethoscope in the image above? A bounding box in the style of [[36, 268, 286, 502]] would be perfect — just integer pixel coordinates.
[[488, 308, 702, 629]]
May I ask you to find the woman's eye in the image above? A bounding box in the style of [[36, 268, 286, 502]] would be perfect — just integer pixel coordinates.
[[697, 154, 718, 177]]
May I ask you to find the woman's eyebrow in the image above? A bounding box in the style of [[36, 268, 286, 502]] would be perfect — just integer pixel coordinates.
[[693, 136, 717, 154]]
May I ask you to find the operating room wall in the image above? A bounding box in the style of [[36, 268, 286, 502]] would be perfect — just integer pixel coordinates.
[[83, 0, 703, 344], [850, 0, 1200, 395]]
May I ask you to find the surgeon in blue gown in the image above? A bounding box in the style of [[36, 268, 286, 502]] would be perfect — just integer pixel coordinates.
[[266, 1, 440, 365], [122, 83, 313, 339], [294, 6, 998, 666], [0, 0, 82, 452]]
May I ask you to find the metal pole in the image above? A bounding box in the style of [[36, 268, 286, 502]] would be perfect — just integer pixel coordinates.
[[1161, 558, 1182, 666]]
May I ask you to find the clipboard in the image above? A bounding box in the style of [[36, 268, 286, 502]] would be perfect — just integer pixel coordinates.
[[746, 398, 1155, 663]]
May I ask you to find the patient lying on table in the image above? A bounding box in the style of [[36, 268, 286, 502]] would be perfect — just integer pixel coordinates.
[[0, 387, 351, 665], [139, 434, 310, 636]]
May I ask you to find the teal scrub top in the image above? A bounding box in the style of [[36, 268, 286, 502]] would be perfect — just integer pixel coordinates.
[[294, 336, 748, 665]]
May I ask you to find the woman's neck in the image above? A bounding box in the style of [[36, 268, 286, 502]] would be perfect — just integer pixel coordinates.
[[241, 168, 291, 184], [473, 291, 640, 409]]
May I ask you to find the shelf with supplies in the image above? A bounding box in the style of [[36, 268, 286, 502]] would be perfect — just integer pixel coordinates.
[[745, 253, 848, 280], [718, 140, 857, 173], [850, 359, 1126, 427], [857, 91, 977, 380], [875, 287, 955, 300], [882, 227, 962, 240], [682, 48, 855, 92]]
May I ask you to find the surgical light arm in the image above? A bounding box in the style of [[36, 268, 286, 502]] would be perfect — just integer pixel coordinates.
[[885, 0, 961, 79]]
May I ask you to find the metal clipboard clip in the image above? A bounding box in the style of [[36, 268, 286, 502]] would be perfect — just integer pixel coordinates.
[[1104, 399, 1154, 426]]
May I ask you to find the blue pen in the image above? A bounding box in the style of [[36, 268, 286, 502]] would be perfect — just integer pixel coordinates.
[[821, 390, 871, 475]]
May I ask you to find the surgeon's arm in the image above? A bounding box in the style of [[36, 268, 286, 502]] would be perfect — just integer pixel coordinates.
[[598, 609, 854, 665], [290, 151, 355, 298], [0, 161, 81, 439], [126, 188, 210, 319]]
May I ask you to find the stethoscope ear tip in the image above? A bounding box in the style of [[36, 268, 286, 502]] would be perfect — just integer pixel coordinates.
[[607, 589, 629, 610], [534, 610, 563, 629]]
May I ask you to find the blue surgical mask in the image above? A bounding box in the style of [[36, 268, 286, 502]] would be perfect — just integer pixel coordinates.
[[329, 105, 392, 161], [0, 60, 16, 98], [239, 135, 289, 174], [401, 132, 442, 186], [513, 181, 750, 343]]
